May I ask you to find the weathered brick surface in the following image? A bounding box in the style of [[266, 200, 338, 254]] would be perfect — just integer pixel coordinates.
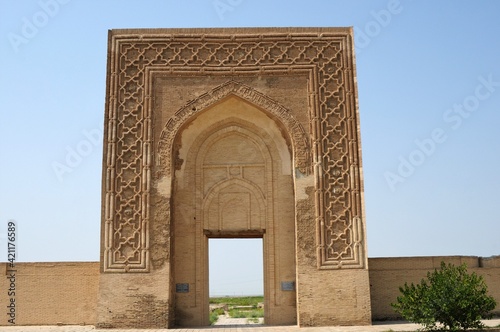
[[295, 187, 371, 326], [95, 267, 171, 328]]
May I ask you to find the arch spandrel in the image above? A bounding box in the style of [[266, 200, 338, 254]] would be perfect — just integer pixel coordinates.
[[158, 80, 310, 178]]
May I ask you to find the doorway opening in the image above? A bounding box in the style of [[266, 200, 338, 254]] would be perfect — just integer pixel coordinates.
[[208, 238, 264, 326]]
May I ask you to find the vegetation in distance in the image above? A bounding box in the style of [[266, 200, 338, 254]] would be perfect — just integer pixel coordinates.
[[210, 295, 263, 306], [209, 296, 264, 325]]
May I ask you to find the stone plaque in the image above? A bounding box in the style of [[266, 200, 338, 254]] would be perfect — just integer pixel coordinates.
[[175, 283, 189, 293], [281, 281, 295, 291]]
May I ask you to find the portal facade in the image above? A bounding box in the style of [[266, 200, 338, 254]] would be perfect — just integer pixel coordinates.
[[97, 27, 371, 328]]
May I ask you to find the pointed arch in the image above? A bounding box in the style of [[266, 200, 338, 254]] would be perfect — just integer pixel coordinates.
[[157, 80, 310, 176]]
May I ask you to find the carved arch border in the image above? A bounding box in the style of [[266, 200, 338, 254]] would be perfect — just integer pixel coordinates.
[[157, 80, 310, 177]]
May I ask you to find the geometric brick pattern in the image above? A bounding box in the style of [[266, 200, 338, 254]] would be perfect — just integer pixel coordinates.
[[102, 28, 365, 272]]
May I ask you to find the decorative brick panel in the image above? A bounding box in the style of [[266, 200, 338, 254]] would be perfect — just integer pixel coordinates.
[[102, 28, 366, 272]]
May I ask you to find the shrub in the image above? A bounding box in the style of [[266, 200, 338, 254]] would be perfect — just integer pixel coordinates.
[[209, 307, 225, 325], [209, 311, 219, 325], [392, 262, 496, 331]]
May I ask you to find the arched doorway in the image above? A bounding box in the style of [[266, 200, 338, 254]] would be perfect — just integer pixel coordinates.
[[171, 95, 297, 326]]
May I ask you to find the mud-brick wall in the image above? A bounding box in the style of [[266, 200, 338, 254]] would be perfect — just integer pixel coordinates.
[[2, 257, 499, 326], [368, 256, 500, 320], [1, 262, 99, 326]]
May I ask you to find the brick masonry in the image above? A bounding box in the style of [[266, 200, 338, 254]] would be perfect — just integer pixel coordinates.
[[1, 262, 99, 326], [2, 256, 499, 326]]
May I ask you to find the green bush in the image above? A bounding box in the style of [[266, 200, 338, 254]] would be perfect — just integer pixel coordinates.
[[209, 308, 225, 325], [209, 311, 219, 325], [392, 262, 497, 331], [213, 308, 225, 315]]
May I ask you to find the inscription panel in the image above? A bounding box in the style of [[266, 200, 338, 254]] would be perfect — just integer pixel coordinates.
[[281, 281, 296, 291], [175, 283, 189, 293]]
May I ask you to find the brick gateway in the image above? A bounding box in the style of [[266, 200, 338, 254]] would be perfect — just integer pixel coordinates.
[[96, 27, 370, 328]]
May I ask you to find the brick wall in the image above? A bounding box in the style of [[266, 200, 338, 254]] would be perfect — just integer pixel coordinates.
[[1, 262, 99, 326], [2, 256, 499, 326], [369, 256, 500, 320]]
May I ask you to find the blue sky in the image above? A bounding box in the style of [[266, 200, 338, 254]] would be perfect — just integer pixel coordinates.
[[1, 0, 499, 296]]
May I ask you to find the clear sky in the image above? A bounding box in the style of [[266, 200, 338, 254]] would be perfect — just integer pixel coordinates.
[[1, 0, 499, 296]]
